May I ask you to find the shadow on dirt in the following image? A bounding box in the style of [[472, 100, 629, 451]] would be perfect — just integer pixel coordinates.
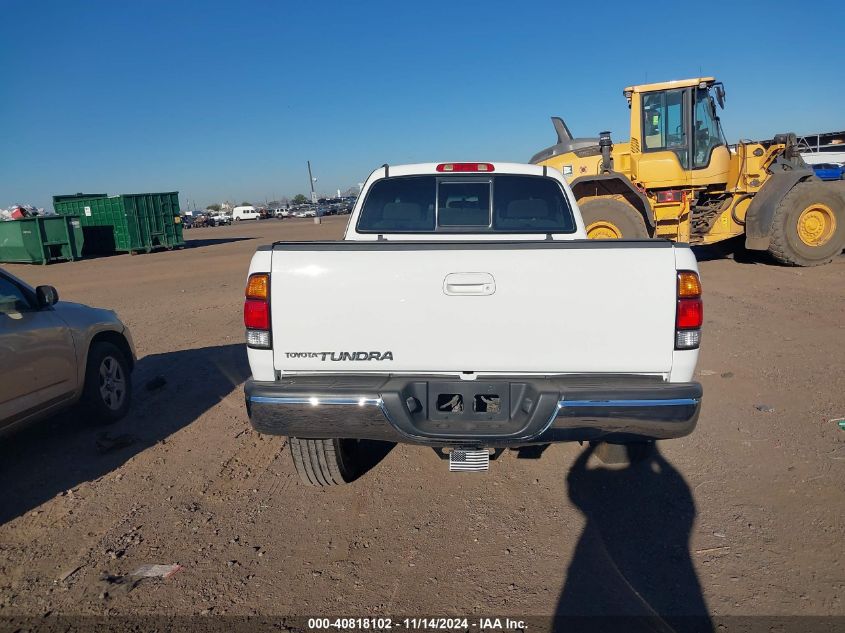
[[184, 236, 256, 249], [351, 440, 396, 482], [0, 343, 250, 526], [555, 443, 712, 633], [691, 236, 772, 264], [514, 444, 550, 459], [693, 238, 845, 266]]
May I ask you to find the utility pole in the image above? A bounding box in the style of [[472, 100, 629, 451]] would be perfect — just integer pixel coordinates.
[[307, 160, 317, 203]]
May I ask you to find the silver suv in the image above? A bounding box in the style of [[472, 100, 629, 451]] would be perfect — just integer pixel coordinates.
[[0, 269, 136, 432]]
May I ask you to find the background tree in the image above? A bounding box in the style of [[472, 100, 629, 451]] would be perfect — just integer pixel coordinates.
[[206, 203, 222, 212], [292, 194, 308, 205], [240, 201, 252, 207]]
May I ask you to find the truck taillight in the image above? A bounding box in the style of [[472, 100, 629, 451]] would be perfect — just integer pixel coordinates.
[[244, 300, 270, 329], [676, 299, 703, 329], [675, 271, 702, 350], [245, 273, 271, 348]]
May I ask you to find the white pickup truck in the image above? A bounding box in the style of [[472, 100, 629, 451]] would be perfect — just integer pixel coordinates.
[[243, 162, 703, 486]]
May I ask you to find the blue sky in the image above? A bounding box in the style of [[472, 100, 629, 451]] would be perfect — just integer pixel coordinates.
[[2, 0, 843, 210]]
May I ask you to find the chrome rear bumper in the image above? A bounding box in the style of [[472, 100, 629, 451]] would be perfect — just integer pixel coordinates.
[[245, 375, 701, 447]]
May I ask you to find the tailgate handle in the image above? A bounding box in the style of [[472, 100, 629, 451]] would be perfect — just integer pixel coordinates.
[[443, 272, 496, 296]]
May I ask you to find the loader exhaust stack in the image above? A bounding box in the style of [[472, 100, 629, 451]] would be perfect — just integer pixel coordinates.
[[599, 131, 613, 174]]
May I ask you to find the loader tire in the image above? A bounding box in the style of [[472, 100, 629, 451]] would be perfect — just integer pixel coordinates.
[[288, 437, 359, 486], [768, 182, 845, 266], [580, 198, 649, 239]]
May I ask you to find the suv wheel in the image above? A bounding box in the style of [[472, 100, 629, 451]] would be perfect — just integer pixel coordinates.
[[81, 341, 132, 423]]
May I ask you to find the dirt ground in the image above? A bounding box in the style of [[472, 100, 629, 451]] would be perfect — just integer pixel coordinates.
[[1, 215, 843, 627]]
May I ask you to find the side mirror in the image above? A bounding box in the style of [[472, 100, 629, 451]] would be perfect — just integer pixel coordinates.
[[715, 84, 726, 109], [35, 285, 59, 308]]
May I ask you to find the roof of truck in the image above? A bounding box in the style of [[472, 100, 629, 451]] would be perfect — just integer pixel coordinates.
[[623, 77, 716, 93], [372, 162, 552, 178]]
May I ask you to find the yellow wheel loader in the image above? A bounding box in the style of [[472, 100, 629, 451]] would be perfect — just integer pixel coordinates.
[[531, 77, 845, 266]]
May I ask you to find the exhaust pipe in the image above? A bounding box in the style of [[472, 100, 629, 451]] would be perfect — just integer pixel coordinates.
[[599, 131, 613, 173]]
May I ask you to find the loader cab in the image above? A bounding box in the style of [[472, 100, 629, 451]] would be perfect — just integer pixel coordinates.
[[627, 78, 731, 188]]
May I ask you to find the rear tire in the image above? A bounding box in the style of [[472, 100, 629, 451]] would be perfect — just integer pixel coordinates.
[[579, 198, 650, 239], [768, 182, 845, 266], [288, 437, 359, 486]]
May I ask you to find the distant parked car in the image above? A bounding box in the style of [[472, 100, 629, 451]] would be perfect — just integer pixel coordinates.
[[207, 211, 233, 226], [340, 197, 356, 214], [0, 270, 136, 432], [181, 215, 195, 229], [233, 206, 260, 221], [812, 163, 844, 181], [190, 213, 209, 228]]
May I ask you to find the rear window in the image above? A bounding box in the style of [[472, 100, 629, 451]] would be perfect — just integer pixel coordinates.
[[438, 180, 491, 227], [356, 175, 576, 233]]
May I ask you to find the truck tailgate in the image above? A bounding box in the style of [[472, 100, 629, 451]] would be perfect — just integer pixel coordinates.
[[270, 241, 678, 375]]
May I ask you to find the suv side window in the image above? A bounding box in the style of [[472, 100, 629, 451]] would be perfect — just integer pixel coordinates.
[[0, 276, 34, 315]]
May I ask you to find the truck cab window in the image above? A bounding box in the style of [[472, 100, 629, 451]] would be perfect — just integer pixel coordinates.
[[437, 181, 491, 227], [357, 176, 436, 232], [357, 174, 575, 233], [693, 88, 722, 168], [642, 89, 687, 168]]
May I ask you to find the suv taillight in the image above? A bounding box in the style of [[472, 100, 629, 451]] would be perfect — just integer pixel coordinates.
[[244, 273, 271, 348], [675, 271, 702, 350]]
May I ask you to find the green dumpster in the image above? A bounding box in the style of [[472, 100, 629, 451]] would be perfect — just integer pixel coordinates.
[[52, 192, 185, 255], [0, 216, 85, 265]]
